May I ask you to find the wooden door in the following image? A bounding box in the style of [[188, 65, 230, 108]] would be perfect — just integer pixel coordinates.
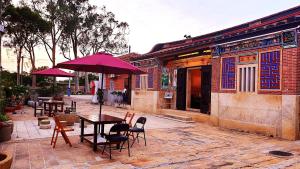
[[176, 68, 187, 110], [200, 66, 212, 114]]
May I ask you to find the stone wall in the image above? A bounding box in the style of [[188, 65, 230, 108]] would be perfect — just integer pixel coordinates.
[[131, 90, 159, 114]]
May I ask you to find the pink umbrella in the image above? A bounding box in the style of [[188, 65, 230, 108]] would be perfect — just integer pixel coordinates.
[[32, 68, 75, 96], [56, 52, 144, 74], [32, 68, 75, 77], [55, 52, 145, 118]]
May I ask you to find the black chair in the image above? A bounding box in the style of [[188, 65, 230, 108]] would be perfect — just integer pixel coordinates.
[[102, 123, 130, 159], [34, 101, 44, 117], [129, 117, 147, 147], [65, 101, 76, 113]]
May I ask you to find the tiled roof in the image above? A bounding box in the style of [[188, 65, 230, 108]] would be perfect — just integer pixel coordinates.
[[117, 53, 141, 62], [138, 5, 300, 60]]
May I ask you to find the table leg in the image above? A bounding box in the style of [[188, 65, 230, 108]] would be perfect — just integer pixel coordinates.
[[49, 104, 52, 117], [93, 123, 98, 151], [100, 124, 104, 137], [80, 118, 84, 142]]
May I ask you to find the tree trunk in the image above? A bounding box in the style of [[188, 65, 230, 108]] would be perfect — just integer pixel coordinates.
[[16, 47, 22, 85], [75, 72, 79, 93], [84, 72, 89, 94]]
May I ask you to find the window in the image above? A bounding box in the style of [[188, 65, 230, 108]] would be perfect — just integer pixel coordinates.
[[238, 64, 257, 92], [135, 75, 140, 88], [140, 75, 148, 90], [221, 57, 236, 89], [148, 68, 154, 89], [260, 51, 281, 90]]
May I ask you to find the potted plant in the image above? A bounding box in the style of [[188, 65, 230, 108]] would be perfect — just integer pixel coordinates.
[[0, 152, 13, 169], [0, 113, 13, 142]]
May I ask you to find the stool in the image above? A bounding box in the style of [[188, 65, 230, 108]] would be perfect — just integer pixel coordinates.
[[40, 119, 51, 129], [38, 116, 49, 126]]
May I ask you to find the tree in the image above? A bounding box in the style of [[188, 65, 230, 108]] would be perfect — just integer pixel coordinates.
[[0, 0, 12, 82], [3, 5, 49, 85], [78, 6, 129, 94], [60, 2, 129, 93], [30, 0, 66, 68]]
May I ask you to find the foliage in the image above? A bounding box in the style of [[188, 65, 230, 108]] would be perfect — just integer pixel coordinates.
[[0, 113, 9, 122], [35, 85, 64, 97], [30, 0, 67, 67], [0, 99, 5, 114], [78, 6, 129, 56], [79, 74, 98, 85], [3, 5, 50, 84]]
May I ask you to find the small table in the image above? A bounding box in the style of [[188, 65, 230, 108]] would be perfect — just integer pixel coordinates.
[[78, 114, 125, 151], [43, 101, 64, 116]]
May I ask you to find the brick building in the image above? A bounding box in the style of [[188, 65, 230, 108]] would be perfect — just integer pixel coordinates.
[[105, 53, 140, 105], [130, 6, 300, 140]]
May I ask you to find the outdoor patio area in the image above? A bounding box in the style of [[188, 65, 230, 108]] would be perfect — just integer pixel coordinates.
[[0, 96, 300, 169]]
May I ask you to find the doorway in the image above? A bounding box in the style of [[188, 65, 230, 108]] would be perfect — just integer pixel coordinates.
[[176, 66, 212, 114], [187, 68, 201, 110]]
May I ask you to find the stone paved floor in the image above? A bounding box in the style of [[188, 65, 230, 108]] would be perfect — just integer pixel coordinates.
[[2, 96, 300, 168]]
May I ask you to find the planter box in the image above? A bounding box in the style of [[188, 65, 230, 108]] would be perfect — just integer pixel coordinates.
[[4, 107, 15, 113]]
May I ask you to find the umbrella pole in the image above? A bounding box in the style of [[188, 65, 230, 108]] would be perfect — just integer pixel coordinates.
[[99, 73, 104, 120]]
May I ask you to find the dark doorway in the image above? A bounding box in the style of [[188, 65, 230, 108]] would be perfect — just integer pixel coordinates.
[[176, 68, 187, 110], [200, 66, 212, 114], [124, 75, 131, 105]]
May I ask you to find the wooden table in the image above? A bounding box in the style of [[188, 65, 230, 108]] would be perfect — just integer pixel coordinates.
[[43, 101, 64, 116], [78, 114, 125, 151]]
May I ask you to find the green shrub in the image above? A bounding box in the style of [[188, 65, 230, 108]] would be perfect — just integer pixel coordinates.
[[0, 113, 9, 122]]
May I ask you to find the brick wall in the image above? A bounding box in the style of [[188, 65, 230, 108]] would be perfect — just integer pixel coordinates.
[[132, 66, 160, 91], [106, 74, 129, 91], [211, 57, 220, 93], [282, 47, 298, 95]]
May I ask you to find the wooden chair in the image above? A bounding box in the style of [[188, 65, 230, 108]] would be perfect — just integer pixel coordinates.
[[51, 115, 74, 148], [124, 112, 135, 127]]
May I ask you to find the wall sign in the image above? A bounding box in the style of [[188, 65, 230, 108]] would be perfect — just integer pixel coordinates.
[[282, 30, 297, 48]]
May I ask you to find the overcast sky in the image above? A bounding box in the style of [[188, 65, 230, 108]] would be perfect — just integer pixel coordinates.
[[3, 0, 300, 72]]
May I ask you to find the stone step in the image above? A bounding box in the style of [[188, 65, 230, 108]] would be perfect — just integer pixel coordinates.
[[164, 113, 193, 122]]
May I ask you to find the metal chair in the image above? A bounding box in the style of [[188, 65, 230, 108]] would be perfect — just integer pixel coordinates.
[[129, 117, 147, 147], [34, 101, 44, 117], [102, 123, 130, 159]]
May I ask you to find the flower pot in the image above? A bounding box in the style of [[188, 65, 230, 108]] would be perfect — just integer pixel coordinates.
[[0, 121, 13, 142], [0, 152, 13, 169]]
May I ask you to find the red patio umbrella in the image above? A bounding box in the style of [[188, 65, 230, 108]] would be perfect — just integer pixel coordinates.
[[55, 52, 145, 119], [32, 68, 75, 77], [32, 68, 75, 95]]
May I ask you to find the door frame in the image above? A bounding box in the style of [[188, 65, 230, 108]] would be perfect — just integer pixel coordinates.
[[186, 67, 201, 111]]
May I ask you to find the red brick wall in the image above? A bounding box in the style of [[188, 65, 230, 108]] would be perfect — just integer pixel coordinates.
[[106, 74, 129, 91], [211, 57, 220, 93], [132, 66, 160, 91], [282, 47, 298, 95]]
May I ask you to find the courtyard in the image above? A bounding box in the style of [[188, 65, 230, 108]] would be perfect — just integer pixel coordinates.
[[0, 96, 300, 169]]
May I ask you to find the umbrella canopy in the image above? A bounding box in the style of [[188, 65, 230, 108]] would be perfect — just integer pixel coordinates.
[[55, 52, 145, 74], [32, 68, 75, 77], [55, 52, 145, 120]]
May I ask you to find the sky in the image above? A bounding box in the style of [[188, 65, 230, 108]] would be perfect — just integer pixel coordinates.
[[2, 0, 300, 73]]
